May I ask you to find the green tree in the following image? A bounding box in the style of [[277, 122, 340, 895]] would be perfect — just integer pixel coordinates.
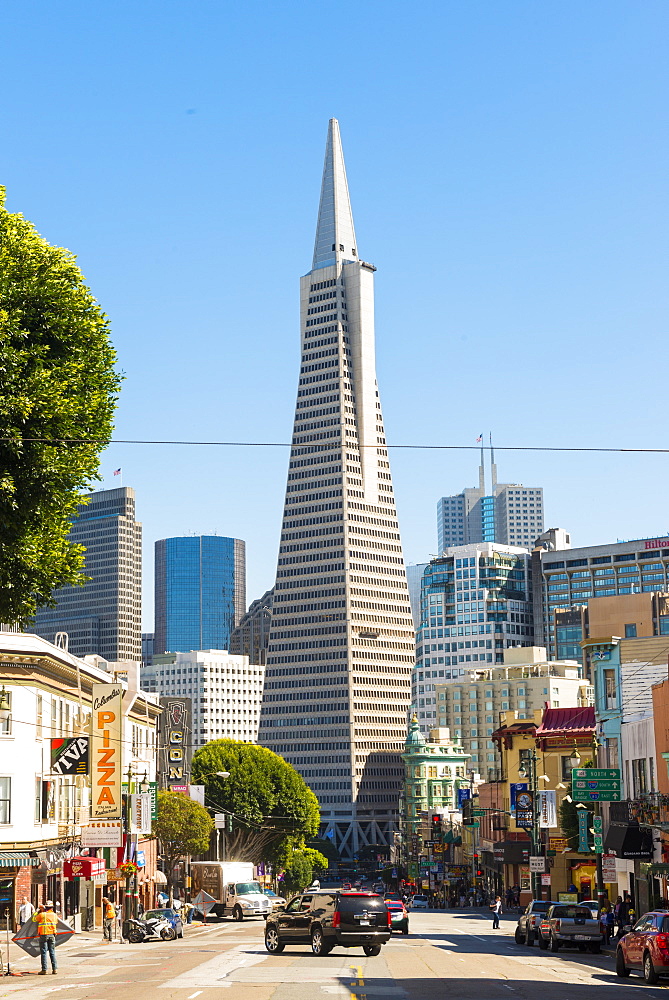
[[280, 852, 313, 895], [0, 188, 121, 623], [153, 791, 214, 898], [191, 741, 320, 863]]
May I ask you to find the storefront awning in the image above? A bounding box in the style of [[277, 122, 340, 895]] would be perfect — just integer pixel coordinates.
[[152, 871, 168, 884], [0, 852, 39, 867], [604, 823, 653, 860]]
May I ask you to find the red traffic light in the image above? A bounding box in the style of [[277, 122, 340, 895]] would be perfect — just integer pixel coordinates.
[[431, 815, 441, 824]]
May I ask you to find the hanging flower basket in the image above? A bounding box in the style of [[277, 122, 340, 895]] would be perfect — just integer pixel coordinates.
[[119, 861, 139, 877]]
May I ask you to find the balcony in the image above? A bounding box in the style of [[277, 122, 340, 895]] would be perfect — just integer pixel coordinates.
[[610, 794, 669, 829]]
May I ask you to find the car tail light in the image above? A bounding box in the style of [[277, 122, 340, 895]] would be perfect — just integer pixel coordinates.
[[657, 933, 669, 951], [387, 908, 392, 928], [555, 920, 561, 931], [332, 910, 341, 929]]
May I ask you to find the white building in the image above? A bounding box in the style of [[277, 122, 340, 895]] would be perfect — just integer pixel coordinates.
[[0, 631, 159, 928], [143, 649, 265, 745], [258, 119, 415, 859]]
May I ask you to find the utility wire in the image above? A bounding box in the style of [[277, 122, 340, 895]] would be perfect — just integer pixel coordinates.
[[2, 437, 669, 454]]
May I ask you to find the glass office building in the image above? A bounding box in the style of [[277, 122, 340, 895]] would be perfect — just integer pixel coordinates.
[[154, 536, 246, 654]]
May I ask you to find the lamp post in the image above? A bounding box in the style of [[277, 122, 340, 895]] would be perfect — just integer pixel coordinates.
[[518, 751, 541, 900]]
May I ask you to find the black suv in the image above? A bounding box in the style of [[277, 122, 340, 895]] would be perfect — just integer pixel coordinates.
[[264, 889, 391, 957]]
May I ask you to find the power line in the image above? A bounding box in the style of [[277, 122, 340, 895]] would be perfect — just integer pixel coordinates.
[[2, 437, 669, 454]]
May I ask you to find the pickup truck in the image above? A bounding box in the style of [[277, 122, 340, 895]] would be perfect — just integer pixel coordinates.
[[538, 904, 602, 953], [515, 900, 557, 946]]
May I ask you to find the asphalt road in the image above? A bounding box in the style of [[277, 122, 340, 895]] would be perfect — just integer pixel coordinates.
[[1, 908, 666, 1000]]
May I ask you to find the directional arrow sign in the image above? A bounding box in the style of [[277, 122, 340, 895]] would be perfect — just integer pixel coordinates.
[[573, 780, 621, 790], [573, 769, 621, 780]]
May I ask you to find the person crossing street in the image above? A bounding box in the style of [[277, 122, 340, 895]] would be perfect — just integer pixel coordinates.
[[33, 901, 58, 975], [491, 895, 502, 929]]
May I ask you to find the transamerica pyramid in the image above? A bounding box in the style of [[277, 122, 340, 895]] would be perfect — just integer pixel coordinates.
[[258, 120, 415, 859]]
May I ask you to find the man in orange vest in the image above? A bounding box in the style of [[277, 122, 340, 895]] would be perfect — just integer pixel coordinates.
[[33, 901, 58, 975], [102, 897, 116, 942]]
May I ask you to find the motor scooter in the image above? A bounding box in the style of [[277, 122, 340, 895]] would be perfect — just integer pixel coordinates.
[[126, 914, 176, 943]]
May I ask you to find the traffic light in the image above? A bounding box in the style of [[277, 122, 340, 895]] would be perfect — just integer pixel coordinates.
[[431, 814, 442, 841], [462, 798, 474, 825]]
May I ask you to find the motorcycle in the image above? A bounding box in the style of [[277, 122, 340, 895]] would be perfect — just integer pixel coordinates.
[[126, 915, 177, 943]]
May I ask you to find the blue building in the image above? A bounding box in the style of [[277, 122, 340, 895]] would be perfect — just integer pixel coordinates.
[[154, 536, 246, 654]]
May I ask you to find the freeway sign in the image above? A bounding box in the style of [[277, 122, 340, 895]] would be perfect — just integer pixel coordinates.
[[573, 769, 621, 780], [572, 768, 623, 802], [573, 780, 621, 791]]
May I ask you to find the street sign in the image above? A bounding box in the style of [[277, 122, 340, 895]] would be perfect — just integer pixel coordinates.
[[602, 853, 617, 881], [573, 769, 621, 779], [593, 815, 604, 854], [541, 874, 551, 885], [572, 769, 622, 802], [214, 813, 226, 829], [530, 856, 545, 873], [472, 809, 486, 817]]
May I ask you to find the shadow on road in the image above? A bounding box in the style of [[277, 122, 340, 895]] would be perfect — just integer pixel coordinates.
[[332, 973, 657, 998]]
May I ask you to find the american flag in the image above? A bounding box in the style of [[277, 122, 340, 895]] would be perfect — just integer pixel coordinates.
[[476, 435, 482, 444], [113, 468, 121, 476]]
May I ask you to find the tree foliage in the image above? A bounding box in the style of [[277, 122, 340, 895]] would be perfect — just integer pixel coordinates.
[[191, 740, 320, 863], [280, 852, 313, 895], [0, 187, 121, 623], [153, 791, 214, 893]]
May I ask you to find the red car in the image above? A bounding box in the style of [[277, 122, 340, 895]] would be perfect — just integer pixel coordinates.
[[617, 910, 669, 984]]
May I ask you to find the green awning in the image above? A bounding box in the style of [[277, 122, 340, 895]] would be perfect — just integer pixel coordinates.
[[0, 852, 38, 867]]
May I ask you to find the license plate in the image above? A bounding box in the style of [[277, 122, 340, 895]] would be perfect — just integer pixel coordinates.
[[359, 919, 370, 926], [575, 935, 590, 940]]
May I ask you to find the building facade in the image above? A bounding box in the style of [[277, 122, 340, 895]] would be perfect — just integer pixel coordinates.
[[258, 120, 415, 859], [143, 649, 264, 745], [32, 487, 142, 662], [437, 451, 543, 551], [0, 631, 159, 929], [154, 535, 246, 655], [230, 589, 273, 665], [413, 543, 535, 729], [434, 646, 592, 779], [533, 532, 669, 659]]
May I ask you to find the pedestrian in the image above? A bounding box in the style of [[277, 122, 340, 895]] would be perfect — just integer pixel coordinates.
[[604, 908, 615, 944], [491, 895, 502, 930], [505, 888, 514, 908], [102, 897, 115, 942], [18, 896, 35, 925], [183, 901, 194, 924], [33, 900, 58, 975]]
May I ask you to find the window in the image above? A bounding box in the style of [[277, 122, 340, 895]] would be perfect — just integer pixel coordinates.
[[35, 777, 42, 822], [0, 691, 11, 735], [0, 777, 10, 824], [624, 623, 637, 638]]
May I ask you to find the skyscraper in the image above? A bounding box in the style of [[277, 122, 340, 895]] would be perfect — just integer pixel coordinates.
[[258, 120, 415, 858], [32, 486, 142, 661], [437, 446, 544, 551], [154, 535, 246, 654]]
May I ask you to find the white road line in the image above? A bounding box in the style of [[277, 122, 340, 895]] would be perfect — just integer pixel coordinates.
[[187, 993, 203, 999]]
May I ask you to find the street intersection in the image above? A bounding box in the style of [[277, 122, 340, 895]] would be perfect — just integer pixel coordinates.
[[1, 909, 666, 1000]]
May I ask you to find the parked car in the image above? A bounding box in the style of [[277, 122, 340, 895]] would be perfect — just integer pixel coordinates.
[[386, 900, 409, 935], [263, 890, 287, 911], [537, 904, 601, 953], [411, 895, 429, 910], [515, 901, 557, 946], [264, 890, 391, 957], [616, 911, 669, 984], [384, 892, 403, 903], [142, 908, 184, 939]]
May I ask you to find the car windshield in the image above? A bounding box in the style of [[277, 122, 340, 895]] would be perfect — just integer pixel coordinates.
[[413, 896, 427, 901], [532, 903, 553, 912], [236, 882, 262, 895], [145, 909, 174, 919]]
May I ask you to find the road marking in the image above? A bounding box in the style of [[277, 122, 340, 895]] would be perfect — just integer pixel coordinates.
[[187, 993, 203, 998]]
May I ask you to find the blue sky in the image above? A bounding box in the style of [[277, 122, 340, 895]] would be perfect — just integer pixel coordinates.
[[3, 1, 668, 628]]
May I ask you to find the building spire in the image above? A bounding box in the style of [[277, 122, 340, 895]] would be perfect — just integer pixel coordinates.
[[312, 118, 358, 270]]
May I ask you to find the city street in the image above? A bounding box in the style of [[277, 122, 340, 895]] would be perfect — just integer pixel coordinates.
[[0, 909, 664, 1000]]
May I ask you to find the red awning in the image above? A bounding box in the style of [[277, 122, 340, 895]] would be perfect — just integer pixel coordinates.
[[63, 856, 105, 880], [535, 707, 596, 737]]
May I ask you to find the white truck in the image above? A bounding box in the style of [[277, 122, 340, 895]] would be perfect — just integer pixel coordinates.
[[191, 861, 271, 921]]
